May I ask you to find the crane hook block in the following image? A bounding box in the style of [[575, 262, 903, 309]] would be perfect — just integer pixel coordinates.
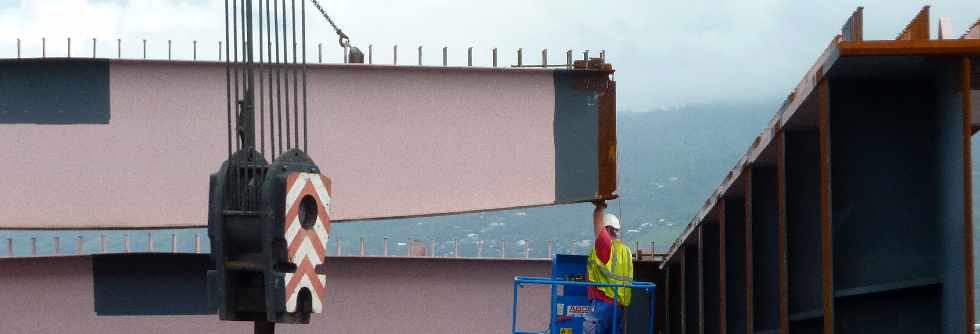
[[207, 148, 332, 324]]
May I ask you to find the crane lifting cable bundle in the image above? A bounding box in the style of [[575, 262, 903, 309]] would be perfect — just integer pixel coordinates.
[[208, 0, 333, 333], [309, 0, 364, 63]]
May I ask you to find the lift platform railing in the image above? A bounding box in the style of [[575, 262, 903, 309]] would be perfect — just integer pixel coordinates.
[[512, 276, 656, 334]]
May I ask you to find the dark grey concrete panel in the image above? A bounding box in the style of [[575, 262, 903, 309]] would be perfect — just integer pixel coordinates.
[[0, 59, 110, 124], [751, 167, 779, 333], [93, 253, 213, 315], [784, 131, 823, 324], [554, 71, 598, 202], [724, 197, 747, 334]]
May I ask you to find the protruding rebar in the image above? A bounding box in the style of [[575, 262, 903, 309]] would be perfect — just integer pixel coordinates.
[[566, 49, 572, 68], [124, 233, 130, 252], [336, 238, 341, 256], [453, 239, 459, 257], [547, 240, 553, 259], [16, 38, 20, 58], [143, 39, 147, 59], [477, 240, 484, 257], [368, 44, 373, 64], [467, 47, 472, 66], [193, 40, 198, 60], [583, 50, 589, 61], [600, 49, 605, 62], [417, 45, 422, 65], [501, 240, 506, 258], [393, 45, 397, 64], [384, 237, 390, 256], [523, 240, 530, 258], [318, 43, 322, 63], [195, 233, 202, 254], [118, 39, 122, 59], [171, 233, 177, 253], [430, 240, 436, 257], [359, 237, 365, 256], [42, 37, 46, 58], [168, 40, 172, 60], [67, 37, 71, 58], [219, 41, 223, 60], [30, 237, 36, 256], [148, 232, 154, 252], [541, 49, 547, 67], [492, 48, 497, 67], [92, 38, 96, 58], [442, 46, 447, 66], [516, 48, 522, 66]]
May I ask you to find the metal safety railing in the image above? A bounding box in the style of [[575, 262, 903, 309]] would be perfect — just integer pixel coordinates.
[[512, 276, 656, 334], [8, 37, 605, 69]]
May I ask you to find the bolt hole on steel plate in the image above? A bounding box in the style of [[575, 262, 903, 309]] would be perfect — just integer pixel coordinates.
[[298, 195, 318, 230]]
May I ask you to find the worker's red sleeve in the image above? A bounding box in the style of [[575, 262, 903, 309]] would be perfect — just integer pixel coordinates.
[[595, 227, 612, 264]]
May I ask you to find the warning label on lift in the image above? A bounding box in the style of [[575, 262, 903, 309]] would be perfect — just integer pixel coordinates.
[[566, 305, 590, 316]]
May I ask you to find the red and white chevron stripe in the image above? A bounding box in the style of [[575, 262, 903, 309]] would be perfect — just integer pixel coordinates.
[[283, 172, 331, 313]]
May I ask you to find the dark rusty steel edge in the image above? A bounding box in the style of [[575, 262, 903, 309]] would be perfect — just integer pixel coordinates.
[[744, 169, 754, 334], [775, 128, 789, 334], [597, 79, 618, 199], [817, 78, 832, 334], [697, 227, 705, 334], [962, 56, 975, 334], [718, 198, 728, 334], [895, 6, 930, 41], [680, 249, 687, 334]]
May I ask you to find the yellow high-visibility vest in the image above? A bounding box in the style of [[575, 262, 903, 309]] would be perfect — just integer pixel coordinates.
[[587, 239, 634, 306]]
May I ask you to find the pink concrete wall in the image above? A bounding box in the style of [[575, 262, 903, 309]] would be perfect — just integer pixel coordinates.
[[0, 61, 556, 228], [0, 256, 551, 333]]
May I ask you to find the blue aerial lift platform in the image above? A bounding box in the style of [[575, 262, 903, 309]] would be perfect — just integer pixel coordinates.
[[512, 254, 656, 334]]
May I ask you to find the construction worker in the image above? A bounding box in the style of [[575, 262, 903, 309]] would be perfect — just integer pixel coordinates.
[[583, 201, 633, 334]]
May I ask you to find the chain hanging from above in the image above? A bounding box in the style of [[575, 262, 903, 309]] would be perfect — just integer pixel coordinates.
[[308, 0, 363, 63]]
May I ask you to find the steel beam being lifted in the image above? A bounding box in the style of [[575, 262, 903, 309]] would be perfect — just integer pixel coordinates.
[[0, 59, 616, 229]]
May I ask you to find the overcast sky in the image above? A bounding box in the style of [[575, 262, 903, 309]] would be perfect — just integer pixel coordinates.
[[0, 0, 977, 111]]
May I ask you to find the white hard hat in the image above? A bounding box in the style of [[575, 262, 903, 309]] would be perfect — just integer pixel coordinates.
[[602, 213, 621, 230]]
